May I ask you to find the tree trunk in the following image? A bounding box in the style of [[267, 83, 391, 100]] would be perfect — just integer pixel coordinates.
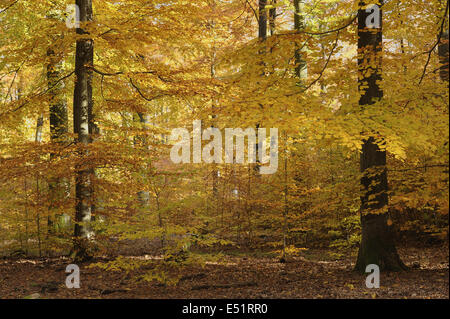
[[355, 0, 407, 272], [135, 112, 150, 208], [258, 0, 267, 41], [87, 54, 101, 217], [438, 29, 449, 83], [210, 11, 218, 200], [254, 0, 267, 175], [35, 115, 44, 143], [269, 0, 276, 37], [47, 28, 69, 235], [294, 0, 307, 83], [72, 0, 94, 262]]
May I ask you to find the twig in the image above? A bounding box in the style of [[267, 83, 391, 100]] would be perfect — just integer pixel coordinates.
[[0, 0, 18, 14], [244, 0, 258, 23], [303, 30, 340, 91], [129, 78, 165, 102], [1, 71, 75, 117]]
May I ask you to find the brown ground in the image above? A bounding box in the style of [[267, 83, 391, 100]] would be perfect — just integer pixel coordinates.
[[0, 245, 448, 299]]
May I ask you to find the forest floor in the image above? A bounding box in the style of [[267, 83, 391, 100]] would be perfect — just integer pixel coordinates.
[[0, 244, 448, 299]]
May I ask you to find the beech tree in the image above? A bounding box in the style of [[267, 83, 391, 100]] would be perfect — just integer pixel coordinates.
[[47, 10, 69, 234], [0, 0, 447, 281], [72, 0, 94, 261], [355, 0, 407, 272]]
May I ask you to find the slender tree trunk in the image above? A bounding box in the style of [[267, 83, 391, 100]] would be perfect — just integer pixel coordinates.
[[47, 32, 69, 236], [35, 115, 44, 143], [268, 0, 288, 262], [280, 0, 306, 262], [87, 56, 101, 217], [135, 112, 150, 207], [258, 0, 267, 41], [36, 177, 42, 257], [438, 29, 449, 83], [23, 178, 29, 255], [294, 0, 307, 83], [72, 0, 94, 262], [280, 131, 288, 263], [34, 116, 44, 257], [438, 0, 449, 83], [269, 0, 276, 37], [254, 0, 267, 175], [355, 1, 406, 272], [210, 12, 218, 202]]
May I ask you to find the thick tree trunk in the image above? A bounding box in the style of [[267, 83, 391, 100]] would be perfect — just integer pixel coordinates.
[[72, 0, 94, 262], [355, 1, 407, 272], [356, 137, 407, 271]]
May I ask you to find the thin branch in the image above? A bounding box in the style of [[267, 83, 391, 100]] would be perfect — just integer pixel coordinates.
[[303, 31, 340, 91], [129, 78, 164, 102], [244, 0, 258, 23], [304, 15, 356, 36], [0, 0, 18, 14], [0, 71, 75, 116], [275, 15, 356, 38], [89, 66, 169, 82]]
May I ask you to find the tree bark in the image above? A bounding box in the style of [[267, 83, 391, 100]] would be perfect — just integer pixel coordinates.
[[47, 27, 69, 235], [438, 0, 449, 83], [258, 0, 267, 41], [210, 11, 218, 199], [269, 0, 276, 37], [35, 115, 44, 143], [135, 112, 150, 208], [355, 0, 407, 272], [294, 0, 307, 83], [438, 29, 449, 83], [72, 0, 94, 262], [254, 0, 267, 175], [87, 52, 101, 217]]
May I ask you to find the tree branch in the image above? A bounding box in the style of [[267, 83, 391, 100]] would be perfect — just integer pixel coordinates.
[[0, 0, 18, 14], [418, 0, 449, 84], [303, 30, 340, 91], [0, 71, 75, 117]]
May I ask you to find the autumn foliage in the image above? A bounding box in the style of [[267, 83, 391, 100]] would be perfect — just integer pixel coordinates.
[[0, 0, 448, 282]]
